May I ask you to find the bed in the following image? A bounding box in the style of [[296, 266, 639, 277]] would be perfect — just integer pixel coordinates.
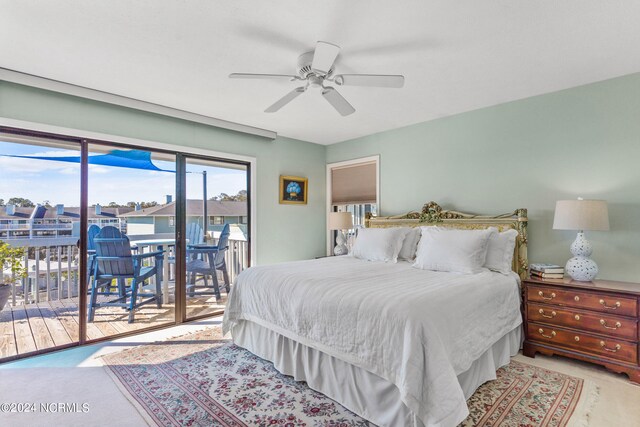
[[223, 202, 528, 427]]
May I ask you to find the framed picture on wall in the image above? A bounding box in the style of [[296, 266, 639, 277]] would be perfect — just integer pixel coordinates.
[[279, 175, 308, 205]]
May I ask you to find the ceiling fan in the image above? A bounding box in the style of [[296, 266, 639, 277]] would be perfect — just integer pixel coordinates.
[[229, 41, 405, 116]]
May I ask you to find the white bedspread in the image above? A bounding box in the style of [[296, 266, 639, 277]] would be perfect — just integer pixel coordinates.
[[223, 256, 522, 427]]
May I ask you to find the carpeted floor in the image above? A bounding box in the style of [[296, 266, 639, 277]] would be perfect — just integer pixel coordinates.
[[1, 319, 638, 427], [101, 326, 595, 426]]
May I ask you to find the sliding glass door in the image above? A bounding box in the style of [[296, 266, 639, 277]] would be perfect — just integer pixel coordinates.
[[182, 156, 249, 320], [0, 134, 81, 360], [85, 142, 177, 341], [0, 127, 252, 362]]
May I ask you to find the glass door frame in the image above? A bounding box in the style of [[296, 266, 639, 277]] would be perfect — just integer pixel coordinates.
[[0, 126, 87, 354], [0, 125, 251, 361], [176, 153, 251, 323]]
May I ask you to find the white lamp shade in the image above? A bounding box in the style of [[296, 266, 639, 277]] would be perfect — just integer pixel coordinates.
[[553, 199, 609, 231], [328, 212, 353, 230]]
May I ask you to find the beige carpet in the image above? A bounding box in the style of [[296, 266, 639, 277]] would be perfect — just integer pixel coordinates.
[[0, 367, 148, 427]]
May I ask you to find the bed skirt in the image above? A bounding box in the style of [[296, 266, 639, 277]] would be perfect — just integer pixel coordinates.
[[231, 321, 522, 427]]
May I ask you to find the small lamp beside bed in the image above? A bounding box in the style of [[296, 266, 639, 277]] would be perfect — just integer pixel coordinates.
[[328, 212, 353, 256], [553, 198, 609, 281]]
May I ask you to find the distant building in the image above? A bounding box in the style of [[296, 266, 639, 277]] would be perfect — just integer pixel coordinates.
[[0, 200, 247, 241], [119, 200, 247, 238], [0, 204, 132, 239]]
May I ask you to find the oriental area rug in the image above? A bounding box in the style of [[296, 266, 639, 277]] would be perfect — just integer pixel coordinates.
[[102, 326, 596, 426]]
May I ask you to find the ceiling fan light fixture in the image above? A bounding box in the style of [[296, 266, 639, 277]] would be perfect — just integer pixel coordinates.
[[308, 75, 323, 88]]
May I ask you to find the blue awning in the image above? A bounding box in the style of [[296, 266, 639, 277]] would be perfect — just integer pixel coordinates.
[[3, 149, 175, 172]]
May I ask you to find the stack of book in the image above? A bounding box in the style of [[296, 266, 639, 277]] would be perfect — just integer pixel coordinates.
[[530, 263, 565, 280]]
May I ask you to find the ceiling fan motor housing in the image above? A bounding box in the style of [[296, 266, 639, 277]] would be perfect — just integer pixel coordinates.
[[297, 51, 334, 79]]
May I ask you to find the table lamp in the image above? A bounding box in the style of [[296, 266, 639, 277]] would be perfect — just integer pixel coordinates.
[[553, 199, 609, 281], [328, 212, 353, 256]]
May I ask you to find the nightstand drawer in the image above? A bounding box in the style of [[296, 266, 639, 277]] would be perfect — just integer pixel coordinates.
[[528, 303, 638, 341], [528, 322, 638, 364], [527, 286, 638, 317]]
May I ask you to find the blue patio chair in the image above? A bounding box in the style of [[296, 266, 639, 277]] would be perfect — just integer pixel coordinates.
[[89, 226, 164, 323], [166, 222, 205, 280], [86, 224, 121, 297], [87, 224, 127, 299], [186, 222, 205, 247], [85, 224, 100, 284], [186, 223, 231, 299], [87, 224, 101, 252]]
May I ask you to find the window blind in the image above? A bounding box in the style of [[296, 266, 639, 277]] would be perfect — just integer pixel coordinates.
[[331, 161, 376, 205]]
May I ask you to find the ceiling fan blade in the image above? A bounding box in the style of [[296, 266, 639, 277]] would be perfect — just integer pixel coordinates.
[[334, 74, 405, 88], [311, 41, 340, 75], [321, 87, 355, 116], [264, 87, 306, 113], [229, 73, 299, 81]]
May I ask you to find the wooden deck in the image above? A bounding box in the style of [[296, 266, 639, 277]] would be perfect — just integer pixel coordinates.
[[0, 294, 227, 361]]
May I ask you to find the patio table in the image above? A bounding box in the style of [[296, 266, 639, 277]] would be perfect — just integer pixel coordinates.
[[129, 238, 188, 304]]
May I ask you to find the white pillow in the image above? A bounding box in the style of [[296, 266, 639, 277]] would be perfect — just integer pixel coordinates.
[[413, 227, 495, 274], [398, 227, 422, 261], [484, 228, 518, 274], [351, 227, 410, 263]]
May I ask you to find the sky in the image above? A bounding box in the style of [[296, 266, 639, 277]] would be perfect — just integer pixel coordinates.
[[0, 141, 247, 206]]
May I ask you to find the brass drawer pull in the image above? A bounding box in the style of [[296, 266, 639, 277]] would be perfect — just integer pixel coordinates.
[[574, 336, 580, 342], [538, 328, 556, 339], [599, 299, 621, 309], [600, 319, 622, 330], [538, 291, 556, 300], [599, 341, 622, 352], [538, 309, 557, 318], [574, 295, 580, 302], [574, 314, 581, 321]]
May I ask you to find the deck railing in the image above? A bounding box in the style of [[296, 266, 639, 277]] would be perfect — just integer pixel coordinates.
[[223, 238, 249, 283], [0, 220, 74, 231], [0, 224, 32, 230], [1, 237, 79, 307], [1, 235, 249, 307]]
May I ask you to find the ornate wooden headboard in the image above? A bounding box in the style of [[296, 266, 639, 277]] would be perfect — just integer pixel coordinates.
[[365, 201, 528, 279]]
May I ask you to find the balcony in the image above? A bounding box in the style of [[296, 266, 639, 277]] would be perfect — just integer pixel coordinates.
[[0, 233, 248, 361]]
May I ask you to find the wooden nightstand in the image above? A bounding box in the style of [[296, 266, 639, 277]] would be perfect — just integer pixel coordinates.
[[522, 276, 640, 383]]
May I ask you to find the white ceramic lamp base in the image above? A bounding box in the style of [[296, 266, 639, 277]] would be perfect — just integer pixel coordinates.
[[565, 231, 598, 281], [333, 230, 348, 256]]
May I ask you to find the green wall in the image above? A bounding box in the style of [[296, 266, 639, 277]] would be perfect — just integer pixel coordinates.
[[0, 81, 326, 264], [4, 73, 639, 281], [327, 73, 640, 282]]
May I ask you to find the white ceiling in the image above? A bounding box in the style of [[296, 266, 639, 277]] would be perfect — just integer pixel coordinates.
[[1, 1, 640, 145]]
